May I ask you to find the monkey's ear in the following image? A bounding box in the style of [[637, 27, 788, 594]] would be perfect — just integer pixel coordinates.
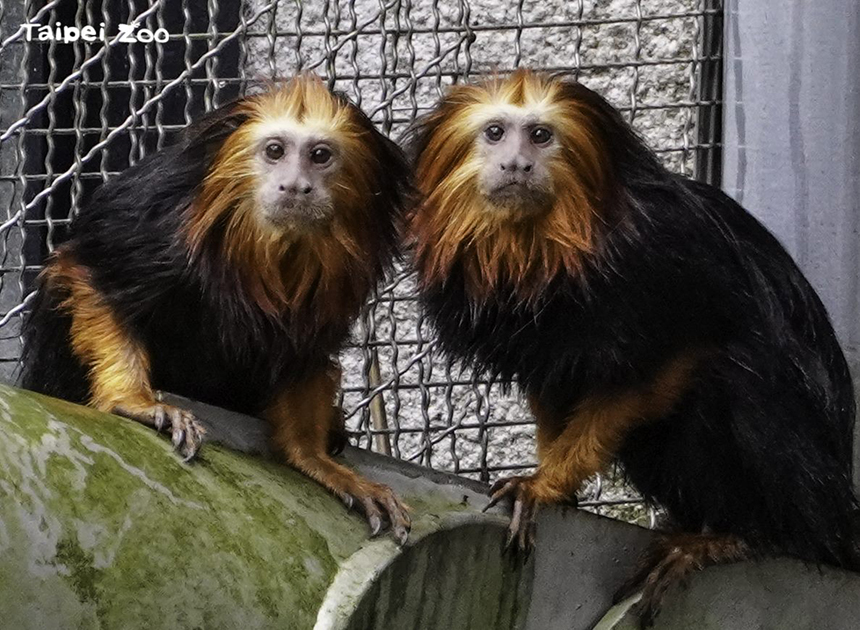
[[179, 100, 250, 151], [400, 105, 448, 165], [339, 96, 411, 184]]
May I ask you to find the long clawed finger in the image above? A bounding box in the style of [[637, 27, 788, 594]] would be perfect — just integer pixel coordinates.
[[359, 494, 385, 537], [505, 496, 525, 549], [113, 403, 205, 462], [517, 501, 536, 552], [483, 477, 520, 513], [615, 564, 655, 605], [631, 566, 672, 629], [165, 407, 205, 462], [614, 540, 673, 606], [153, 406, 167, 432], [624, 549, 693, 628], [376, 490, 411, 545], [348, 487, 411, 545], [488, 477, 510, 495], [482, 477, 538, 554], [505, 496, 536, 554]]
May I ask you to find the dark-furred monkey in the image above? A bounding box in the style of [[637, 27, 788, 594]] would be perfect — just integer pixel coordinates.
[[408, 69, 858, 621], [22, 76, 412, 542]]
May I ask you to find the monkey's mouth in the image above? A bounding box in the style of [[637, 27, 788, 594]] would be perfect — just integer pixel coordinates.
[[264, 201, 334, 230], [495, 181, 528, 193], [494, 178, 530, 190], [484, 180, 551, 210]]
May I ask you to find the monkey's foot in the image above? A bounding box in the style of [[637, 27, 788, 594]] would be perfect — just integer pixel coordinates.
[[614, 533, 750, 628], [112, 401, 206, 462], [483, 475, 545, 552], [340, 481, 411, 545]]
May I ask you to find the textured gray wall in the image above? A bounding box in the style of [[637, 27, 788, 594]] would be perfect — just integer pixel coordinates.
[[722, 0, 860, 487]]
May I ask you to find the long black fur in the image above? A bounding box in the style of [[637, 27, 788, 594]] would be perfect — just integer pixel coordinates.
[[21, 93, 410, 416], [413, 81, 859, 569]]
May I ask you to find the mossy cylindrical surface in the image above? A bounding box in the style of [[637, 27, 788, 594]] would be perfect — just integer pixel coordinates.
[[0, 384, 533, 629], [0, 384, 370, 628]]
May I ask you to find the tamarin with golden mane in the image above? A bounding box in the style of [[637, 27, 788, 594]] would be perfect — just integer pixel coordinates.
[[408, 69, 858, 622], [21, 76, 411, 542]]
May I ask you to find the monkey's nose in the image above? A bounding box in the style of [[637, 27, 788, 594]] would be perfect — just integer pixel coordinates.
[[279, 183, 314, 195], [500, 159, 533, 173]]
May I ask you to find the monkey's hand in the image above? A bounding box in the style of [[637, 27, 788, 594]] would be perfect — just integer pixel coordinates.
[[112, 400, 206, 462], [483, 474, 572, 553], [336, 478, 411, 545], [266, 369, 411, 544]]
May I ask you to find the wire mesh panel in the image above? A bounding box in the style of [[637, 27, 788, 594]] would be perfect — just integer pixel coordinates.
[[0, 0, 722, 524]]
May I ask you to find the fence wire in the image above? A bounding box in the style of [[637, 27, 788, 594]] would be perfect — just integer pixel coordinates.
[[0, 0, 722, 524]]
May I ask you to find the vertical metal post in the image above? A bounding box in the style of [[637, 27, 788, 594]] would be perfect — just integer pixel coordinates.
[[722, 0, 860, 488], [695, 0, 723, 186]]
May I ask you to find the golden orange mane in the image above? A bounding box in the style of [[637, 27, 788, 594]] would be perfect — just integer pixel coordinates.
[[410, 70, 613, 302], [186, 75, 404, 321]]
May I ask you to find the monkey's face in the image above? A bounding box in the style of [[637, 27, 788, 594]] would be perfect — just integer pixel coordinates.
[[474, 110, 558, 217], [410, 70, 611, 296], [188, 75, 410, 316], [198, 77, 388, 243], [253, 126, 341, 231], [411, 72, 608, 228]]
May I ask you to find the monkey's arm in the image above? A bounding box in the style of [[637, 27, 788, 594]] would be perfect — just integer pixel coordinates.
[[45, 252, 204, 459], [263, 363, 410, 543], [487, 352, 700, 549]]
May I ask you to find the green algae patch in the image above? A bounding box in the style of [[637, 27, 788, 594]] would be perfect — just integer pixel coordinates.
[[0, 384, 368, 630]]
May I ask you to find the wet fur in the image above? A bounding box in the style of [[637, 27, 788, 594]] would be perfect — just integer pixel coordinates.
[[21, 76, 411, 418], [409, 71, 859, 573]]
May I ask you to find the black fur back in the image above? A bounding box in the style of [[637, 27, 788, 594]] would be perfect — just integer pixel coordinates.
[[417, 84, 859, 569], [21, 93, 411, 416]]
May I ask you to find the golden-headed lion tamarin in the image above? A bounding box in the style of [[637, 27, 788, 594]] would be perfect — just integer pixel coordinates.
[[21, 75, 412, 542], [408, 69, 858, 622]]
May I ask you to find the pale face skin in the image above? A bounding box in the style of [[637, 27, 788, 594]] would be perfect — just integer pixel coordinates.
[[475, 112, 558, 215], [254, 129, 341, 231]]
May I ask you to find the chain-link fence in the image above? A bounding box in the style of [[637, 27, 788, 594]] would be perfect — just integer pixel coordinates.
[[0, 0, 723, 524]]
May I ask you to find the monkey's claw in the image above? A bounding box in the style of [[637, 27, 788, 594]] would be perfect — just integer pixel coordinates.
[[114, 402, 206, 462], [344, 482, 411, 545], [615, 554, 682, 629], [483, 475, 538, 553], [614, 533, 750, 629]]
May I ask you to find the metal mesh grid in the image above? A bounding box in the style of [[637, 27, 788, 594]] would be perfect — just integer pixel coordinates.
[[0, 0, 722, 524]]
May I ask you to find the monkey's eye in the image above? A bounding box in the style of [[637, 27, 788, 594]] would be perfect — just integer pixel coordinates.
[[265, 142, 285, 161], [310, 146, 333, 165], [530, 127, 553, 145], [484, 124, 505, 143]]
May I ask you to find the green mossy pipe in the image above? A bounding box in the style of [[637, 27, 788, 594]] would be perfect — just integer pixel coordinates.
[[0, 384, 532, 630]]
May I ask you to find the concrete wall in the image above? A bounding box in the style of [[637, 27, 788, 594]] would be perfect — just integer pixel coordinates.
[[597, 560, 860, 630]]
